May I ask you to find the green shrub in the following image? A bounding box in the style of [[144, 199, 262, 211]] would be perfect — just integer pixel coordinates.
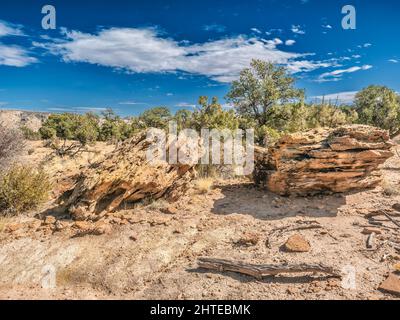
[[20, 126, 41, 141], [0, 165, 52, 215]]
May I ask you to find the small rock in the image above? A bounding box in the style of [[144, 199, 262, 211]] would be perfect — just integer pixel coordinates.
[[28, 220, 42, 230], [54, 220, 65, 231], [162, 206, 178, 215], [236, 232, 260, 246], [378, 273, 400, 296], [392, 203, 400, 212], [73, 221, 92, 231], [5, 223, 24, 233], [44, 216, 56, 225], [284, 234, 311, 252], [93, 222, 112, 235], [129, 233, 138, 241], [362, 227, 382, 235], [393, 263, 400, 272]]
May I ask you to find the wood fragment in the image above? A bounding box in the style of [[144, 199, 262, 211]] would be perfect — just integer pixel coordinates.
[[197, 257, 341, 280], [384, 213, 400, 229], [366, 232, 376, 249]]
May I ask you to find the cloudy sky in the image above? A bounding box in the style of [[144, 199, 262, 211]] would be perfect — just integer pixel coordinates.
[[0, 0, 399, 115]]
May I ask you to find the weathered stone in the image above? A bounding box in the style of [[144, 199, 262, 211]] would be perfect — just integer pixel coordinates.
[[93, 221, 112, 235], [161, 206, 178, 215], [44, 216, 56, 225], [255, 125, 394, 195], [5, 223, 24, 233], [73, 221, 93, 231], [378, 273, 400, 296], [65, 131, 202, 221], [284, 234, 311, 252]]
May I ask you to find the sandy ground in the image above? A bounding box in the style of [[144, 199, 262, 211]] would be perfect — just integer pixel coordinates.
[[0, 141, 400, 300]]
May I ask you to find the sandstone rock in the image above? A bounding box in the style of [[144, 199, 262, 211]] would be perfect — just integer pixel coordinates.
[[378, 273, 400, 296], [5, 223, 24, 233], [65, 131, 202, 221], [284, 234, 311, 252], [236, 232, 260, 246], [161, 206, 178, 215], [28, 220, 42, 230], [73, 221, 93, 231], [255, 125, 394, 195], [44, 216, 56, 225], [93, 221, 112, 235]]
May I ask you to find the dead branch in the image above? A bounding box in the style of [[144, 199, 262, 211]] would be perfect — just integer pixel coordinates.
[[197, 257, 341, 280], [384, 213, 400, 229], [366, 233, 376, 249]]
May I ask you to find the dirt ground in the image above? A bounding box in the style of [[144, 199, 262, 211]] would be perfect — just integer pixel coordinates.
[[0, 141, 400, 300]]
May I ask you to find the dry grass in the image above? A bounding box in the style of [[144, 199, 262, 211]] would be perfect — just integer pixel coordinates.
[[382, 178, 400, 196], [0, 217, 11, 233], [195, 177, 214, 194]]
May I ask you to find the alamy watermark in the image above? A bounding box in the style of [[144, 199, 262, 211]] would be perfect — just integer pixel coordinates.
[[145, 122, 255, 176]]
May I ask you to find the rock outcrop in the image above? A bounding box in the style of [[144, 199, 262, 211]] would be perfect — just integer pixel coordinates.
[[254, 125, 394, 195], [65, 131, 203, 220]]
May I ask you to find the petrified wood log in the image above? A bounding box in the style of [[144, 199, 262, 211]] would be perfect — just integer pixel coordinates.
[[66, 131, 203, 220], [197, 257, 341, 279], [254, 125, 394, 195]]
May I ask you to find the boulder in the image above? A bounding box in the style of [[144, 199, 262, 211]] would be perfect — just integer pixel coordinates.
[[254, 125, 394, 195], [66, 131, 202, 220]]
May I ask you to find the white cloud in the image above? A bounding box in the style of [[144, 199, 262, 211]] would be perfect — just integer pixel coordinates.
[[0, 21, 36, 67], [291, 25, 305, 35], [176, 102, 196, 108], [389, 59, 399, 63], [322, 24, 332, 29], [285, 39, 296, 46], [38, 27, 333, 83], [312, 91, 358, 104], [0, 43, 37, 67], [317, 64, 372, 82], [363, 43, 372, 48], [250, 28, 262, 34], [118, 101, 147, 105], [0, 21, 24, 37], [203, 24, 226, 33], [166, 93, 174, 96]]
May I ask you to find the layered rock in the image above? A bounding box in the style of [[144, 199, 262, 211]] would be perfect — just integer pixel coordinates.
[[254, 125, 394, 195], [66, 131, 203, 220]]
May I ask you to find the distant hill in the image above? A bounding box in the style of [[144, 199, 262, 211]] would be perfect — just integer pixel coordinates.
[[0, 109, 49, 131]]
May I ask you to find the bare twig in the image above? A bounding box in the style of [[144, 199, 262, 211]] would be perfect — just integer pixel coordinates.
[[384, 213, 400, 229], [197, 257, 341, 280]]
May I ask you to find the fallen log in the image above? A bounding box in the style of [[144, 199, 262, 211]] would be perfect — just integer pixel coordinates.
[[197, 257, 341, 280]]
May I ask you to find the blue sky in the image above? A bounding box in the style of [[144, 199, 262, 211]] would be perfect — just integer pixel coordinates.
[[0, 0, 399, 116]]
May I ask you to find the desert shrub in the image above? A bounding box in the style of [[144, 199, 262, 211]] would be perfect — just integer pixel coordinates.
[[39, 112, 100, 157], [138, 107, 172, 129], [0, 165, 52, 215], [355, 85, 400, 136], [0, 124, 25, 172], [194, 177, 214, 194], [20, 126, 41, 140]]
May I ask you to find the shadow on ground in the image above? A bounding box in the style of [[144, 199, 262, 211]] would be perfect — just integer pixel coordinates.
[[211, 183, 348, 221]]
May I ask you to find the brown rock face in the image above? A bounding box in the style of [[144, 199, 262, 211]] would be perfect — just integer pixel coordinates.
[[66, 131, 202, 221], [255, 125, 394, 195]]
